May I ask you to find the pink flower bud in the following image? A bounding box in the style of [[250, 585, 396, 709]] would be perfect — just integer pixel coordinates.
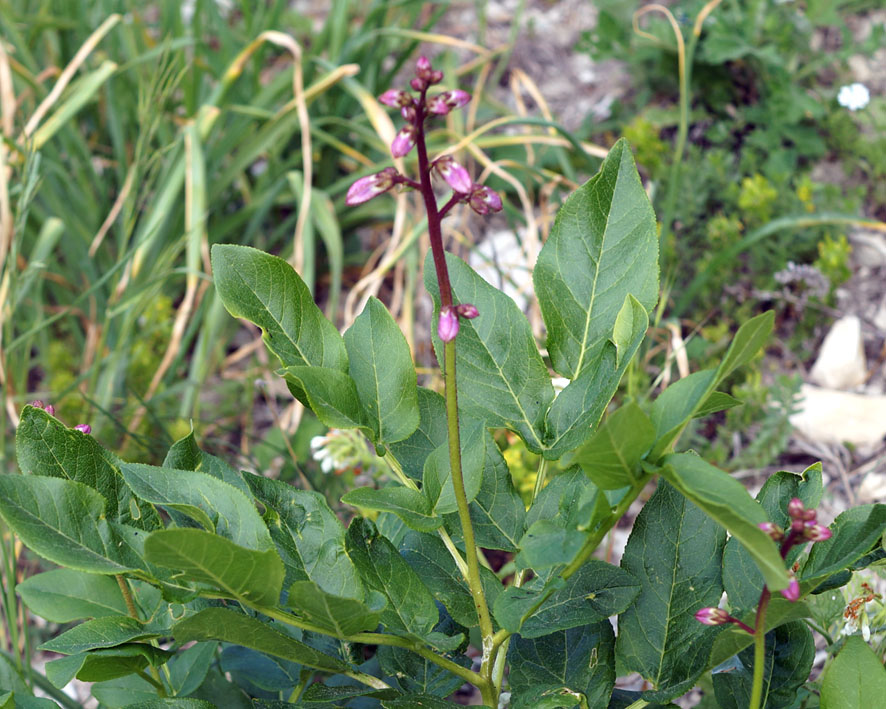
[[74, 424, 92, 434], [401, 104, 417, 122], [416, 55, 432, 75], [29, 400, 45, 409], [758, 522, 784, 541], [695, 607, 730, 626], [802, 508, 817, 521], [378, 89, 412, 108], [456, 303, 479, 319], [787, 497, 805, 519], [468, 184, 503, 215], [345, 168, 399, 206], [780, 575, 800, 602], [391, 125, 417, 158], [428, 70, 444, 85], [804, 521, 832, 542], [44, 404, 55, 416], [427, 90, 472, 115], [438, 306, 459, 342], [433, 156, 473, 194], [410, 77, 428, 92]]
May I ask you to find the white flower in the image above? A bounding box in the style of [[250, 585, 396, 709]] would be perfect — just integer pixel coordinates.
[[837, 83, 870, 111]]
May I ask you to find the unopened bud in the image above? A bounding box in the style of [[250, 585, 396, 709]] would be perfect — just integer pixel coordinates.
[[29, 400, 45, 409], [780, 573, 800, 602], [438, 306, 459, 343], [468, 184, 503, 215], [456, 303, 479, 319], [401, 104, 417, 122], [433, 156, 473, 194], [44, 404, 55, 416], [416, 55, 432, 75], [787, 497, 805, 519], [410, 77, 428, 92], [804, 521, 832, 542], [378, 89, 412, 108], [428, 70, 444, 85], [758, 522, 784, 541], [345, 168, 399, 206], [802, 508, 817, 521], [74, 424, 92, 434], [695, 607, 730, 626], [391, 125, 417, 158], [427, 90, 472, 115]]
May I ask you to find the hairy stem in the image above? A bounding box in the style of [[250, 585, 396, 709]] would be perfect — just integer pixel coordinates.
[[749, 588, 771, 709]]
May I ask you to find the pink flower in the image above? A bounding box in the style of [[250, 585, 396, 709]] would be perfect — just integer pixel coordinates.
[[410, 77, 427, 92], [468, 184, 503, 215], [456, 303, 479, 319], [29, 400, 44, 409], [391, 125, 417, 158], [780, 575, 800, 602], [804, 521, 832, 542], [345, 168, 398, 206], [758, 522, 784, 541], [427, 90, 471, 115], [438, 306, 459, 342], [787, 497, 805, 519], [378, 89, 412, 108], [45, 404, 55, 416], [433, 156, 473, 194], [74, 424, 92, 434], [416, 55, 432, 75], [695, 607, 730, 626]]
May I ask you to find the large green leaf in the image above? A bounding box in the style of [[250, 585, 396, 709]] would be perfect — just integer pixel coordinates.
[[244, 473, 364, 599], [144, 528, 284, 606], [345, 518, 438, 638], [820, 636, 886, 708], [287, 580, 383, 636], [163, 430, 251, 498], [713, 621, 814, 709], [342, 486, 442, 533], [802, 503, 886, 588], [15, 405, 159, 529], [172, 607, 349, 673], [40, 616, 165, 655], [422, 416, 485, 515], [660, 453, 789, 592], [616, 480, 726, 702], [17, 569, 128, 622], [121, 463, 271, 552], [0, 475, 135, 574], [542, 295, 649, 458], [280, 365, 367, 430], [388, 388, 448, 481], [166, 642, 217, 698], [211, 244, 348, 405], [515, 520, 586, 572], [508, 621, 615, 709], [377, 642, 470, 698], [424, 251, 554, 452], [344, 296, 420, 445], [533, 137, 658, 380], [45, 645, 173, 688]]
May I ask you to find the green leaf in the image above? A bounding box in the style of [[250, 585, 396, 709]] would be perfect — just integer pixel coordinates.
[[713, 621, 814, 709], [17, 569, 128, 622], [172, 607, 349, 673], [123, 700, 217, 708], [345, 518, 438, 638], [694, 392, 742, 418], [287, 580, 382, 636], [570, 402, 654, 489], [615, 479, 726, 702], [381, 696, 467, 709], [342, 486, 441, 533], [660, 453, 789, 592], [40, 616, 165, 655], [280, 365, 367, 430], [422, 417, 485, 515], [802, 504, 886, 588], [515, 520, 585, 572], [509, 622, 615, 709], [723, 464, 823, 614], [344, 296, 420, 444], [648, 369, 718, 460], [388, 388, 448, 480], [163, 430, 251, 498], [495, 561, 639, 638], [211, 244, 348, 405], [283, 685, 399, 704], [166, 642, 217, 698], [120, 463, 272, 552], [820, 636, 886, 708], [533, 137, 658, 380], [543, 295, 649, 458], [715, 310, 775, 384], [244, 472, 364, 598], [0, 475, 134, 574], [424, 251, 554, 452], [144, 528, 284, 606], [15, 406, 159, 529], [525, 467, 603, 531], [45, 645, 173, 687], [399, 530, 502, 628], [377, 644, 470, 698]]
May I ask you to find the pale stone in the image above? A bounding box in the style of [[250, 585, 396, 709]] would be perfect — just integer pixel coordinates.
[[809, 315, 867, 390], [858, 472, 886, 503], [790, 384, 886, 447]]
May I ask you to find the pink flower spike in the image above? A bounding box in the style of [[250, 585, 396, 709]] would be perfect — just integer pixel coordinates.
[[787, 497, 805, 519], [345, 168, 398, 206], [391, 125, 416, 158], [468, 184, 503, 215], [378, 89, 411, 108], [456, 303, 479, 319], [758, 522, 784, 541], [44, 404, 55, 416], [427, 90, 472, 115], [804, 521, 832, 542], [780, 576, 800, 602], [74, 424, 92, 434], [434, 156, 473, 194], [695, 607, 730, 626], [438, 307, 459, 342]]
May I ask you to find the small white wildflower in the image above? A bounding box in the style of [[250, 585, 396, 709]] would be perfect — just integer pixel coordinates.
[[862, 613, 871, 642], [309, 435, 328, 451], [551, 377, 570, 396], [837, 83, 870, 111]]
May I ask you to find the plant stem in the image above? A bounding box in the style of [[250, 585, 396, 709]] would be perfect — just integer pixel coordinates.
[[116, 574, 139, 619], [749, 588, 771, 709]]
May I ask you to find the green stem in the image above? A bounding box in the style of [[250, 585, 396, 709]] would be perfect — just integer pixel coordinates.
[[116, 574, 139, 619], [749, 588, 771, 709]]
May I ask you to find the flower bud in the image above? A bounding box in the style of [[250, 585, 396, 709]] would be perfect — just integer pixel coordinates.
[[345, 167, 399, 206], [468, 184, 503, 215], [438, 306, 459, 342], [433, 156, 473, 194], [456, 303, 479, 319], [802, 508, 817, 521], [427, 90, 472, 115], [804, 521, 832, 542], [29, 400, 45, 409], [695, 607, 730, 626], [401, 104, 417, 122], [787, 497, 805, 519], [410, 77, 428, 92], [758, 522, 784, 541], [44, 404, 55, 416], [416, 55, 432, 76], [378, 89, 412, 108], [74, 424, 92, 434], [391, 125, 417, 158], [780, 573, 800, 602], [428, 70, 444, 85]]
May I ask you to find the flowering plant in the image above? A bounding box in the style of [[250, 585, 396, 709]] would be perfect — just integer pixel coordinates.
[[2, 56, 885, 709]]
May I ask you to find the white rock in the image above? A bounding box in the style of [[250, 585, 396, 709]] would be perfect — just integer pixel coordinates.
[[858, 472, 886, 503], [809, 315, 867, 390], [790, 384, 886, 447]]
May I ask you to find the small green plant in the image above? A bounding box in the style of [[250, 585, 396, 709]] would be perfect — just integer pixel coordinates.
[[3, 55, 885, 709]]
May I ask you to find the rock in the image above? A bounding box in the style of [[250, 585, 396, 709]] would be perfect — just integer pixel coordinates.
[[858, 472, 886, 503], [790, 384, 886, 448], [809, 315, 867, 390]]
